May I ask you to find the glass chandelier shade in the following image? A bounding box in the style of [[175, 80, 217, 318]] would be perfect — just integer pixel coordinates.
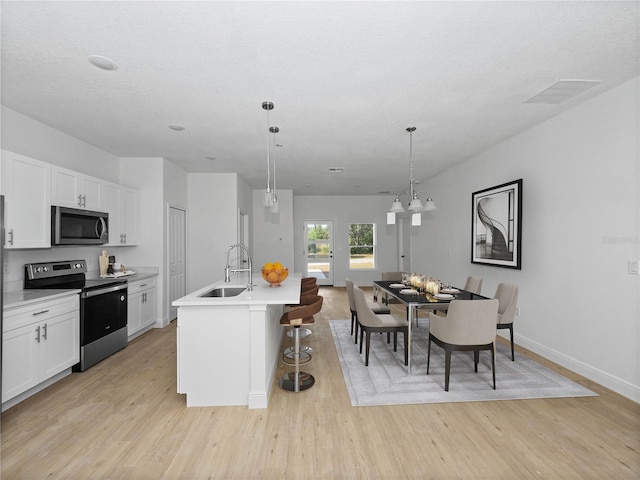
[[390, 196, 405, 213]]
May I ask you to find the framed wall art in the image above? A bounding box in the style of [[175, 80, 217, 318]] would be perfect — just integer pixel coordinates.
[[471, 179, 522, 269]]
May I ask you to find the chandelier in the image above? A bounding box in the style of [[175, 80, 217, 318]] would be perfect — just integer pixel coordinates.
[[387, 127, 437, 226]]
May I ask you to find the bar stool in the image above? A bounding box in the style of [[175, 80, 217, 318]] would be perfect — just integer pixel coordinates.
[[286, 283, 319, 341], [279, 295, 323, 392]]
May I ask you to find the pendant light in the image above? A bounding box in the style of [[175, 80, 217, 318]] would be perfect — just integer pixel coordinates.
[[270, 126, 280, 213], [262, 101, 274, 207]]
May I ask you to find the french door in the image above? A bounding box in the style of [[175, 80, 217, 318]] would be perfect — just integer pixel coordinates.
[[303, 220, 333, 286]]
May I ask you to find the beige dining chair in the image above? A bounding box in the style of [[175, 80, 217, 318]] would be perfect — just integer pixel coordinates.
[[463, 276, 483, 294], [427, 299, 500, 391], [380, 271, 405, 305], [494, 283, 519, 361], [353, 286, 408, 367], [345, 279, 390, 343]]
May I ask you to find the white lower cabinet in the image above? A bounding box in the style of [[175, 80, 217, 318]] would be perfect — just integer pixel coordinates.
[[127, 279, 157, 338], [2, 294, 80, 404]]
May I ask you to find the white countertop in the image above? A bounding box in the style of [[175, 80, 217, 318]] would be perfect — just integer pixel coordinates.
[[173, 272, 301, 307], [4, 289, 81, 309]]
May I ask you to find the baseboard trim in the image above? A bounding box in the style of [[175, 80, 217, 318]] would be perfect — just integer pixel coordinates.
[[512, 332, 639, 403]]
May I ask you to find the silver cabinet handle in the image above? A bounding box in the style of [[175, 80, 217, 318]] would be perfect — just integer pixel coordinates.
[[123, 233, 127, 244], [77, 194, 83, 207], [7, 229, 14, 246], [42, 323, 47, 340], [35, 325, 41, 343], [33, 309, 50, 316], [82, 194, 86, 207]]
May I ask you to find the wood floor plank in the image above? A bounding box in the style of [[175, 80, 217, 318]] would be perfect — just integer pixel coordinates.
[[1, 286, 638, 479]]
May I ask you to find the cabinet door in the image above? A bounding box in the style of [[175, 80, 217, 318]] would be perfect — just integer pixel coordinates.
[[2, 323, 41, 402], [127, 291, 143, 336], [51, 166, 82, 208], [2, 150, 51, 249], [42, 312, 80, 379], [82, 176, 103, 211], [141, 288, 157, 328], [119, 186, 138, 245]]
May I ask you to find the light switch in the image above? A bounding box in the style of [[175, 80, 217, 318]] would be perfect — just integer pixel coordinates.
[[629, 260, 639, 275]]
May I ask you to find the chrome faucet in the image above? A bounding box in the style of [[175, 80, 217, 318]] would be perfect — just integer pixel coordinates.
[[224, 243, 253, 291]]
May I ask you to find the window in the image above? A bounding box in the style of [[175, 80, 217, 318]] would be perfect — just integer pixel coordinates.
[[349, 223, 375, 270]]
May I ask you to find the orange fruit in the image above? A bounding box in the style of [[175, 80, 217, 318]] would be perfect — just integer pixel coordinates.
[[273, 261, 283, 271], [263, 262, 274, 272], [267, 271, 279, 283]]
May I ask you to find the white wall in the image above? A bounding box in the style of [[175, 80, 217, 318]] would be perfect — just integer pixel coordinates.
[[1, 106, 119, 183], [187, 173, 238, 291], [252, 189, 294, 272], [293, 195, 400, 287], [119, 157, 170, 324], [413, 76, 639, 401]]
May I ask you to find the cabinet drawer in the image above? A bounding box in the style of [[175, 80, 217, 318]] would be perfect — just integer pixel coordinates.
[[4, 294, 80, 333], [128, 279, 156, 295]]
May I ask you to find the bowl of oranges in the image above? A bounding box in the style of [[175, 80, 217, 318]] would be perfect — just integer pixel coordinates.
[[261, 261, 289, 287]]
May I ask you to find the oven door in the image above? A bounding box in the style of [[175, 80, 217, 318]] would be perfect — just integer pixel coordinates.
[[81, 284, 128, 345]]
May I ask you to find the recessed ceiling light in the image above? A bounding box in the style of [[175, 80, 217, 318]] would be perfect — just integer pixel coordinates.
[[168, 124, 185, 131], [88, 55, 118, 71], [205, 156, 216, 161]]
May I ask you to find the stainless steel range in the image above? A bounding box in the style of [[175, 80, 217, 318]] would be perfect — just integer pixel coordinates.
[[24, 260, 128, 371]]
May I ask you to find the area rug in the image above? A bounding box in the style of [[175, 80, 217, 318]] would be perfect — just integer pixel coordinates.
[[330, 320, 597, 406]]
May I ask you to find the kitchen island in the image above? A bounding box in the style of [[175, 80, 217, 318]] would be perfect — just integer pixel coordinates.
[[172, 273, 301, 409]]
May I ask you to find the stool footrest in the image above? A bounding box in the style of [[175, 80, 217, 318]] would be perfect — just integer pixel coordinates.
[[282, 350, 312, 365], [279, 372, 315, 392]]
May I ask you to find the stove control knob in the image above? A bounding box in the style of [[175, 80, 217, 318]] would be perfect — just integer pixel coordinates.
[[35, 267, 42, 273], [43, 267, 48, 272]]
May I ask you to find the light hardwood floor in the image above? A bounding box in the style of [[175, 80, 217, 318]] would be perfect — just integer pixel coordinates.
[[2, 286, 638, 479]]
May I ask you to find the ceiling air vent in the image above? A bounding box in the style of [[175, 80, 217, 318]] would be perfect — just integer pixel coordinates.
[[525, 80, 601, 104], [328, 167, 344, 173]]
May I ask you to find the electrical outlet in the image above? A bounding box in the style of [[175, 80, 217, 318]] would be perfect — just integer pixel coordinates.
[[629, 260, 639, 275], [3, 261, 9, 274], [515, 307, 520, 317]]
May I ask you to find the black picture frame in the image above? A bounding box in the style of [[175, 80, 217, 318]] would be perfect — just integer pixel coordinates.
[[471, 179, 522, 269]]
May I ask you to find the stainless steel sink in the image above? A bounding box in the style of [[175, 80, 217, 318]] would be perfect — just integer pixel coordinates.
[[199, 287, 246, 298]]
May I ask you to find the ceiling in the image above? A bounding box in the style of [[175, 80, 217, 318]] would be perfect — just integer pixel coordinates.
[[1, 1, 638, 197]]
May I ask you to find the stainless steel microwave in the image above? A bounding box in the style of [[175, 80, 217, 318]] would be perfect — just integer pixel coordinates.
[[51, 206, 108, 245]]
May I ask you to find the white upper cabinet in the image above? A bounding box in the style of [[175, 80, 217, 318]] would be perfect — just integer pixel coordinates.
[[1, 150, 51, 249], [104, 182, 138, 246], [51, 166, 103, 211]]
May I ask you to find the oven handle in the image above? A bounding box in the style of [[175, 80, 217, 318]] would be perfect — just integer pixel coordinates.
[[82, 283, 128, 298]]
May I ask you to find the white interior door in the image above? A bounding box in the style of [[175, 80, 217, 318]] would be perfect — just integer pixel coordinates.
[[169, 206, 186, 321], [304, 220, 333, 286]]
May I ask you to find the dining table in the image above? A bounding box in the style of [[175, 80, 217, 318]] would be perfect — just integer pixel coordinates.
[[373, 280, 490, 373]]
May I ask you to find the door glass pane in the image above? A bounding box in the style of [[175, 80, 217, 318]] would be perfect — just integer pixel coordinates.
[[306, 222, 331, 282]]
